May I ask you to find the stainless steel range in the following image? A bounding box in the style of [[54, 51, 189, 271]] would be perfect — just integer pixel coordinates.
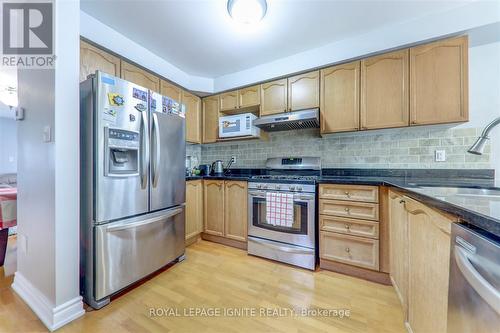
[[247, 157, 320, 270]]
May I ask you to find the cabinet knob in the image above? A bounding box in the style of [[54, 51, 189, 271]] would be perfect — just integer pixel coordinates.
[[399, 199, 406, 204], [345, 247, 350, 253], [344, 224, 350, 230], [344, 191, 351, 197], [344, 207, 350, 212]]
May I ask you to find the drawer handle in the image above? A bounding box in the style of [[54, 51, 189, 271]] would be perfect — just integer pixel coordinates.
[[344, 224, 351, 230], [345, 247, 350, 253]]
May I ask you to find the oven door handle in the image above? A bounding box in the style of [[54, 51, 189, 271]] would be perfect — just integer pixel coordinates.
[[249, 237, 315, 255], [249, 191, 314, 202]]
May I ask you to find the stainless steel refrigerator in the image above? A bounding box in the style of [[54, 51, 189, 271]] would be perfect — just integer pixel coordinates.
[[80, 71, 186, 309]]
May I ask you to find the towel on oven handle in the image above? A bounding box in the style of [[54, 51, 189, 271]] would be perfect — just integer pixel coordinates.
[[265, 192, 294, 227]]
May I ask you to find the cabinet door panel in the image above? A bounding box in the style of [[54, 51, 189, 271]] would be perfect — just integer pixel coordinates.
[[224, 181, 247, 241], [405, 197, 454, 333], [161, 80, 182, 102], [288, 71, 319, 111], [239, 85, 260, 108], [410, 36, 468, 125], [320, 61, 360, 134], [219, 91, 239, 111], [120, 61, 160, 92], [260, 79, 288, 116], [80, 41, 120, 82], [388, 191, 409, 317], [186, 180, 203, 240], [203, 96, 219, 143], [361, 49, 409, 129], [183, 91, 201, 144], [204, 180, 224, 236]]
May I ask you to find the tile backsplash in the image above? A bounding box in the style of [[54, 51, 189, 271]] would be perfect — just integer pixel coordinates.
[[198, 126, 490, 169]]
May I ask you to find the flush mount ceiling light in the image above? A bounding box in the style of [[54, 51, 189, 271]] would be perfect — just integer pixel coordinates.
[[227, 0, 267, 24]]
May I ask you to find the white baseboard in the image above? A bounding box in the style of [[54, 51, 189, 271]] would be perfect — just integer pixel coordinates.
[[12, 272, 85, 331]]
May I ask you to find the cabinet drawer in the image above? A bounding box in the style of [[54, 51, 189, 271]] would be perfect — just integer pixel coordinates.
[[320, 199, 379, 221], [320, 215, 379, 239], [319, 184, 379, 203], [320, 231, 379, 270]]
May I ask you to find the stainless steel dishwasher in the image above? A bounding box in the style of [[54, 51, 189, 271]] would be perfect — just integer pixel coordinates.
[[447, 223, 500, 333]]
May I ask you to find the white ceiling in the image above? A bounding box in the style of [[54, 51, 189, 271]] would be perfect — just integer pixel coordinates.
[[81, 0, 475, 78]]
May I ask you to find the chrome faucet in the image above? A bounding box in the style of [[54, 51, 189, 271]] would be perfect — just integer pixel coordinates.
[[468, 117, 500, 155]]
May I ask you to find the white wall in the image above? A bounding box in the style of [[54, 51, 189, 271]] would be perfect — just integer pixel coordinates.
[[214, 1, 500, 91], [0, 118, 17, 174], [12, 0, 84, 330], [80, 11, 213, 93]]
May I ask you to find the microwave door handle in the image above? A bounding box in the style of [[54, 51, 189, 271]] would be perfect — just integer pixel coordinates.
[[140, 110, 150, 189]]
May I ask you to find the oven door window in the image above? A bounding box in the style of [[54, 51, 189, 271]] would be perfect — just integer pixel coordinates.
[[251, 196, 308, 234]]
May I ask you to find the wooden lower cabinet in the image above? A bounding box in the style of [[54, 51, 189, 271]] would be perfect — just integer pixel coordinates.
[[388, 190, 409, 315], [202, 180, 247, 249], [319, 184, 389, 284], [404, 196, 455, 333], [203, 180, 224, 236], [186, 180, 203, 242], [388, 191, 457, 333], [224, 181, 248, 241]]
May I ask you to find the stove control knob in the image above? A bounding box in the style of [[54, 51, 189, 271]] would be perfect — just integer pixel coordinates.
[[289, 186, 296, 191], [297, 186, 303, 192], [257, 184, 262, 189], [276, 185, 281, 190], [263, 185, 268, 189]]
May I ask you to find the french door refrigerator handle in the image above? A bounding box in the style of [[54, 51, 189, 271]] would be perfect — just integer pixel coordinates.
[[140, 110, 150, 189], [152, 113, 161, 188], [106, 207, 184, 232], [454, 245, 500, 315]]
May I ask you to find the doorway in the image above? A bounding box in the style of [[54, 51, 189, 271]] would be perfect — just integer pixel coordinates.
[[0, 68, 18, 278]]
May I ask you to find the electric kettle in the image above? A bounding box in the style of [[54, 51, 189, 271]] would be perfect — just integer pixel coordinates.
[[212, 160, 224, 175]]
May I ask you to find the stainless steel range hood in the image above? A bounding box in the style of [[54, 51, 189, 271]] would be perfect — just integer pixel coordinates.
[[253, 109, 319, 132]]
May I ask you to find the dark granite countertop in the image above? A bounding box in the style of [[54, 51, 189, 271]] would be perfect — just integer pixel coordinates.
[[187, 168, 500, 237], [319, 176, 500, 237]]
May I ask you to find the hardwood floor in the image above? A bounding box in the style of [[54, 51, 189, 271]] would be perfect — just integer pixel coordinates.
[[0, 240, 405, 333]]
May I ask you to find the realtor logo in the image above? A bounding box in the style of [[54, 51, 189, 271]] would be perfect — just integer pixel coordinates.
[[2, 2, 53, 54]]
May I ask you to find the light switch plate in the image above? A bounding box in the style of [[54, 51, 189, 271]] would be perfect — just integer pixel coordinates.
[[435, 149, 446, 162], [43, 125, 52, 142]]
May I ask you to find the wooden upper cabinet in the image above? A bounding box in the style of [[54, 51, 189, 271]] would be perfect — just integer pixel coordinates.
[[361, 49, 409, 130], [80, 40, 120, 82], [224, 181, 248, 242], [204, 180, 225, 236], [260, 79, 288, 116], [219, 91, 239, 111], [186, 180, 203, 240], [404, 197, 455, 333], [320, 61, 360, 134], [410, 36, 468, 125], [203, 96, 219, 143], [161, 80, 182, 102], [120, 61, 160, 92], [288, 71, 320, 111], [183, 91, 202, 144], [239, 85, 260, 108]]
